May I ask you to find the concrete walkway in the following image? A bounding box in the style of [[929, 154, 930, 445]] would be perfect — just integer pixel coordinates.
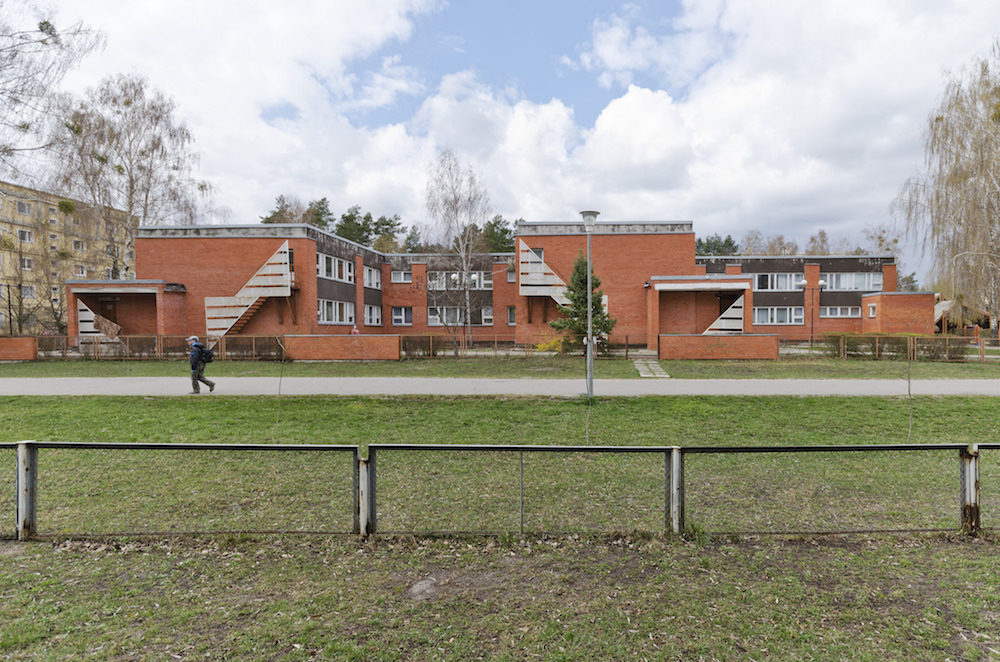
[[4, 376, 1000, 397]]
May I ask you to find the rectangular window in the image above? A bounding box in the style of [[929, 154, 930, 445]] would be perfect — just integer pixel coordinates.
[[363, 266, 382, 289], [391, 306, 412, 326], [316, 253, 355, 284], [428, 306, 464, 326], [507, 306, 516, 325], [73, 240, 85, 251], [822, 272, 884, 291], [481, 306, 494, 326], [317, 298, 355, 324], [16, 201, 32, 215], [507, 268, 515, 283], [391, 270, 412, 283], [20, 257, 32, 270], [753, 273, 804, 291], [753, 306, 804, 325], [74, 264, 87, 277], [869, 304, 877, 318], [20, 285, 35, 299], [819, 306, 861, 318], [426, 271, 446, 290], [364, 304, 382, 326], [17, 229, 33, 243]]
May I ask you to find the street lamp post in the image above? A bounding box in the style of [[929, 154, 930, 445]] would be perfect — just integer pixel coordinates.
[[580, 210, 599, 402]]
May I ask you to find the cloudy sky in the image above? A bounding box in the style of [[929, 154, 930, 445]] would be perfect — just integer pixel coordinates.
[[39, 0, 1000, 275]]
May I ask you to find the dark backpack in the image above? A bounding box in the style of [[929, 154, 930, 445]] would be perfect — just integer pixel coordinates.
[[202, 346, 214, 363]]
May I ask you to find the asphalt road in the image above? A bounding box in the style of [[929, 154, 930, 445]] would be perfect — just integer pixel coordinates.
[[4, 376, 1000, 397]]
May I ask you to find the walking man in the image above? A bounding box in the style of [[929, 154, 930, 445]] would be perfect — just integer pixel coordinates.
[[187, 335, 216, 394]]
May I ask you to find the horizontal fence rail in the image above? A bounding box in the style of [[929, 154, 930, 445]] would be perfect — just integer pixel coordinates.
[[4, 441, 996, 540]]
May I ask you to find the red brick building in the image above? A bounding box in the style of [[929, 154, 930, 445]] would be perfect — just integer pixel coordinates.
[[65, 219, 934, 360]]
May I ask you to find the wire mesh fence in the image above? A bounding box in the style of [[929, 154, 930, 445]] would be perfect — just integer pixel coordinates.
[[25, 443, 358, 536], [683, 448, 958, 534], [370, 446, 668, 534], [2, 445, 14, 540]]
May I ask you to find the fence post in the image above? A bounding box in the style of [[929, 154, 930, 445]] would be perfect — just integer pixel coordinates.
[[358, 457, 370, 536], [16, 442, 37, 541], [363, 448, 377, 536], [666, 447, 684, 534], [960, 444, 980, 535]]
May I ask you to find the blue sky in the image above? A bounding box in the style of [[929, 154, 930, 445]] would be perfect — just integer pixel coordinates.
[[38, 1, 1000, 282]]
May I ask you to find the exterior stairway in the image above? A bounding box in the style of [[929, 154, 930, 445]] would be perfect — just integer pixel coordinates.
[[204, 241, 293, 338]]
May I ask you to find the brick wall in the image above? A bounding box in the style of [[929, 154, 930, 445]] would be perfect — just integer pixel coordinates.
[[0, 337, 37, 360], [283, 334, 400, 360], [861, 292, 935, 335], [658, 334, 779, 360]]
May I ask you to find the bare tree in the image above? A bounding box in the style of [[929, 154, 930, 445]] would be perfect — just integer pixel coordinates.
[[425, 148, 492, 351], [0, 1, 102, 179], [49, 73, 212, 276], [739, 230, 799, 255], [892, 38, 1000, 334]]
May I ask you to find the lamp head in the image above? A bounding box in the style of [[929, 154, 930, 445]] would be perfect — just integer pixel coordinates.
[[579, 210, 599, 231]]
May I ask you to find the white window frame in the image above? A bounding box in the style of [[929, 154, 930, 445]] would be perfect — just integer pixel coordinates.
[[20, 257, 33, 271], [428, 306, 463, 326], [316, 252, 355, 284], [391, 306, 412, 326], [74, 264, 87, 277], [391, 270, 412, 283], [481, 306, 494, 326], [819, 306, 861, 318], [821, 272, 884, 291], [363, 266, 382, 290], [16, 201, 32, 215], [317, 298, 355, 325], [869, 304, 877, 318], [17, 229, 33, 243], [73, 240, 85, 251], [753, 273, 804, 292], [753, 306, 804, 325], [364, 304, 382, 326], [507, 306, 516, 326], [20, 285, 35, 299]]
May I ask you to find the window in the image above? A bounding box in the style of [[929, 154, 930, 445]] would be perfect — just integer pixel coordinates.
[[819, 306, 861, 318], [363, 266, 381, 289], [507, 268, 515, 283], [49, 233, 57, 241], [391, 270, 412, 283], [428, 306, 463, 326], [869, 304, 877, 318], [17, 229, 33, 243], [364, 304, 382, 326], [16, 201, 32, 215], [317, 298, 355, 324], [20, 257, 32, 271], [73, 240, 85, 251], [316, 253, 355, 284], [427, 270, 494, 291], [507, 306, 516, 325], [822, 272, 883, 291], [753, 306, 804, 325], [20, 285, 35, 299], [391, 306, 412, 326], [105, 244, 121, 257], [529, 247, 543, 260], [74, 264, 87, 277], [105, 268, 114, 279], [753, 273, 804, 291], [481, 306, 494, 326]]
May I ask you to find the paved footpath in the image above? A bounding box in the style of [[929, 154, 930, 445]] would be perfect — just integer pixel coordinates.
[[4, 376, 1000, 397]]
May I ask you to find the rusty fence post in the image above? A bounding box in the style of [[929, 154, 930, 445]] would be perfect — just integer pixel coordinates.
[[16, 442, 37, 541], [666, 447, 684, 534], [360, 448, 377, 537], [960, 444, 980, 535]]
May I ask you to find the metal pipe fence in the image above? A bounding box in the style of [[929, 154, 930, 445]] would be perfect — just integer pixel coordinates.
[[4, 441, 994, 540]]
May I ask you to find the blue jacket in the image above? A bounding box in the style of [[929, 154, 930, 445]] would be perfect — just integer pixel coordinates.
[[189, 342, 206, 369]]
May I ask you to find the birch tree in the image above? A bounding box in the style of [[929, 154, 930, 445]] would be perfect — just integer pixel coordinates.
[[892, 39, 1000, 334], [425, 148, 492, 351], [0, 0, 101, 178], [50, 74, 212, 276]]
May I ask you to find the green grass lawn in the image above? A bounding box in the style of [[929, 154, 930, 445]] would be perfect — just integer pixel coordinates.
[[2, 392, 1000, 660], [3, 354, 1000, 378]]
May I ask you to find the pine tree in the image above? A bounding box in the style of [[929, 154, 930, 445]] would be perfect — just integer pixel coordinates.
[[549, 254, 617, 354]]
